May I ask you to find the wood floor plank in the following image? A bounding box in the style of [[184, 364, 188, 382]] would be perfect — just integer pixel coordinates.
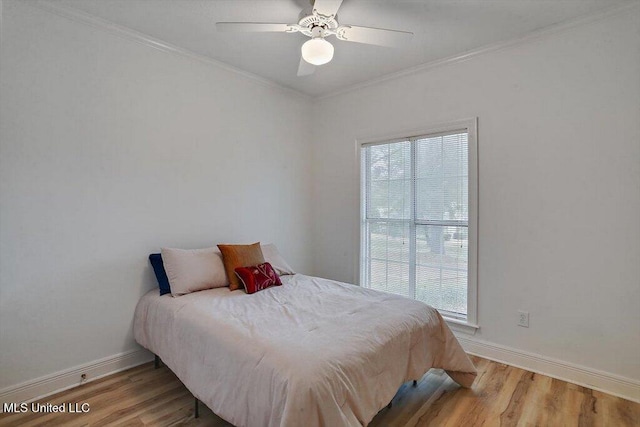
[[451, 357, 508, 426], [515, 372, 553, 427], [578, 388, 597, 427], [500, 370, 534, 426], [1, 357, 638, 427]]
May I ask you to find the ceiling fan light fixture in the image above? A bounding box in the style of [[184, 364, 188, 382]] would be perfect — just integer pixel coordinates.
[[301, 37, 334, 65]]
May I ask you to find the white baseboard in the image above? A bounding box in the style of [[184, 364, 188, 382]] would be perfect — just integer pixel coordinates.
[[456, 335, 640, 403], [0, 348, 154, 408]]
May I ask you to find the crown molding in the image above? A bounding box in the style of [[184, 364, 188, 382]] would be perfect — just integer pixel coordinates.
[[18, 1, 640, 102], [27, 0, 311, 101], [318, 1, 640, 101]]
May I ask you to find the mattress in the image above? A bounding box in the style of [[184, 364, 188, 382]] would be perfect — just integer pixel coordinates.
[[133, 274, 476, 427]]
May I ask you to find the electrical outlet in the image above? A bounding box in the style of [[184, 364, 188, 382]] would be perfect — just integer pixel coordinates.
[[517, 311, 529, 328]]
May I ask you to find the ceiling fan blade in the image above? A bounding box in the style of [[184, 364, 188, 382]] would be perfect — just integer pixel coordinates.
[[312, 0, 344, 17], [297, 56, 316, 77], [335, 25, 413, 47], [216, 22, 298, 33]]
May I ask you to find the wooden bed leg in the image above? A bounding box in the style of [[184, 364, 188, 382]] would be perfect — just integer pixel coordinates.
[[413, 380, 418, 387], [195, 397, 199, 419], [154, 355, 160, 369]]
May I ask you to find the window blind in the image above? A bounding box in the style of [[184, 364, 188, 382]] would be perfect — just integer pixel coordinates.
[[361, 131, 469, 317]]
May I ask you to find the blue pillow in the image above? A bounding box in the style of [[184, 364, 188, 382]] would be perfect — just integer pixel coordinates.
[[149, 253, 171, 296]]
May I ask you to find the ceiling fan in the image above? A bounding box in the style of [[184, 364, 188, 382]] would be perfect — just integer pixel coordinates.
[[216, 0, 413, 76]]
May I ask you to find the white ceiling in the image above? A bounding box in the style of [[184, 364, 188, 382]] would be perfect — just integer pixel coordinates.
[[45, 0, 632, 96]]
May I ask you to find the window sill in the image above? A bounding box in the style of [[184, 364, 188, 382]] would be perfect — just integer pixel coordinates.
[[443, 316, 479, 335]]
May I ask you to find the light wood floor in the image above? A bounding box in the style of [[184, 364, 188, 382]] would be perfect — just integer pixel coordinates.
[[1, 356, 638, 426]]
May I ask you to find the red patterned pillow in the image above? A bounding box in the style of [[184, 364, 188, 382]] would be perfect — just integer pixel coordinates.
[[234, 262, 282, 294]]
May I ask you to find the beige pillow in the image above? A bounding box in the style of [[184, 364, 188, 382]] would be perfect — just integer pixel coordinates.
[[261, 243, 296, 275], [161, 247, 228, 297], [217, 243, 265, 291]]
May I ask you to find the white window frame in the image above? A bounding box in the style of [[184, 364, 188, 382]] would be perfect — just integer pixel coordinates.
[[355, 118, 479, 333]]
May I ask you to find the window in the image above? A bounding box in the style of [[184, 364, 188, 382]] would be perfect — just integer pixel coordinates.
[[359, 119, 477, 325]]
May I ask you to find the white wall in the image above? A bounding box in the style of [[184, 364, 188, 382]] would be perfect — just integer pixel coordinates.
[[311, 7, 640, 382], [0, 1, 313, 389]]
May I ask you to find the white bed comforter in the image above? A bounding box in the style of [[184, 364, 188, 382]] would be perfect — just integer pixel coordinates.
[[133, 274, 476, 427]]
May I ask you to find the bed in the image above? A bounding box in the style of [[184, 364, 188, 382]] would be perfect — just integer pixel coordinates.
[[133, 273, 477, 427]]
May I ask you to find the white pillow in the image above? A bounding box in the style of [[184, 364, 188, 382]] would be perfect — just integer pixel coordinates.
[[261, 243, 296, 275], [161, 247, 228, 297]]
